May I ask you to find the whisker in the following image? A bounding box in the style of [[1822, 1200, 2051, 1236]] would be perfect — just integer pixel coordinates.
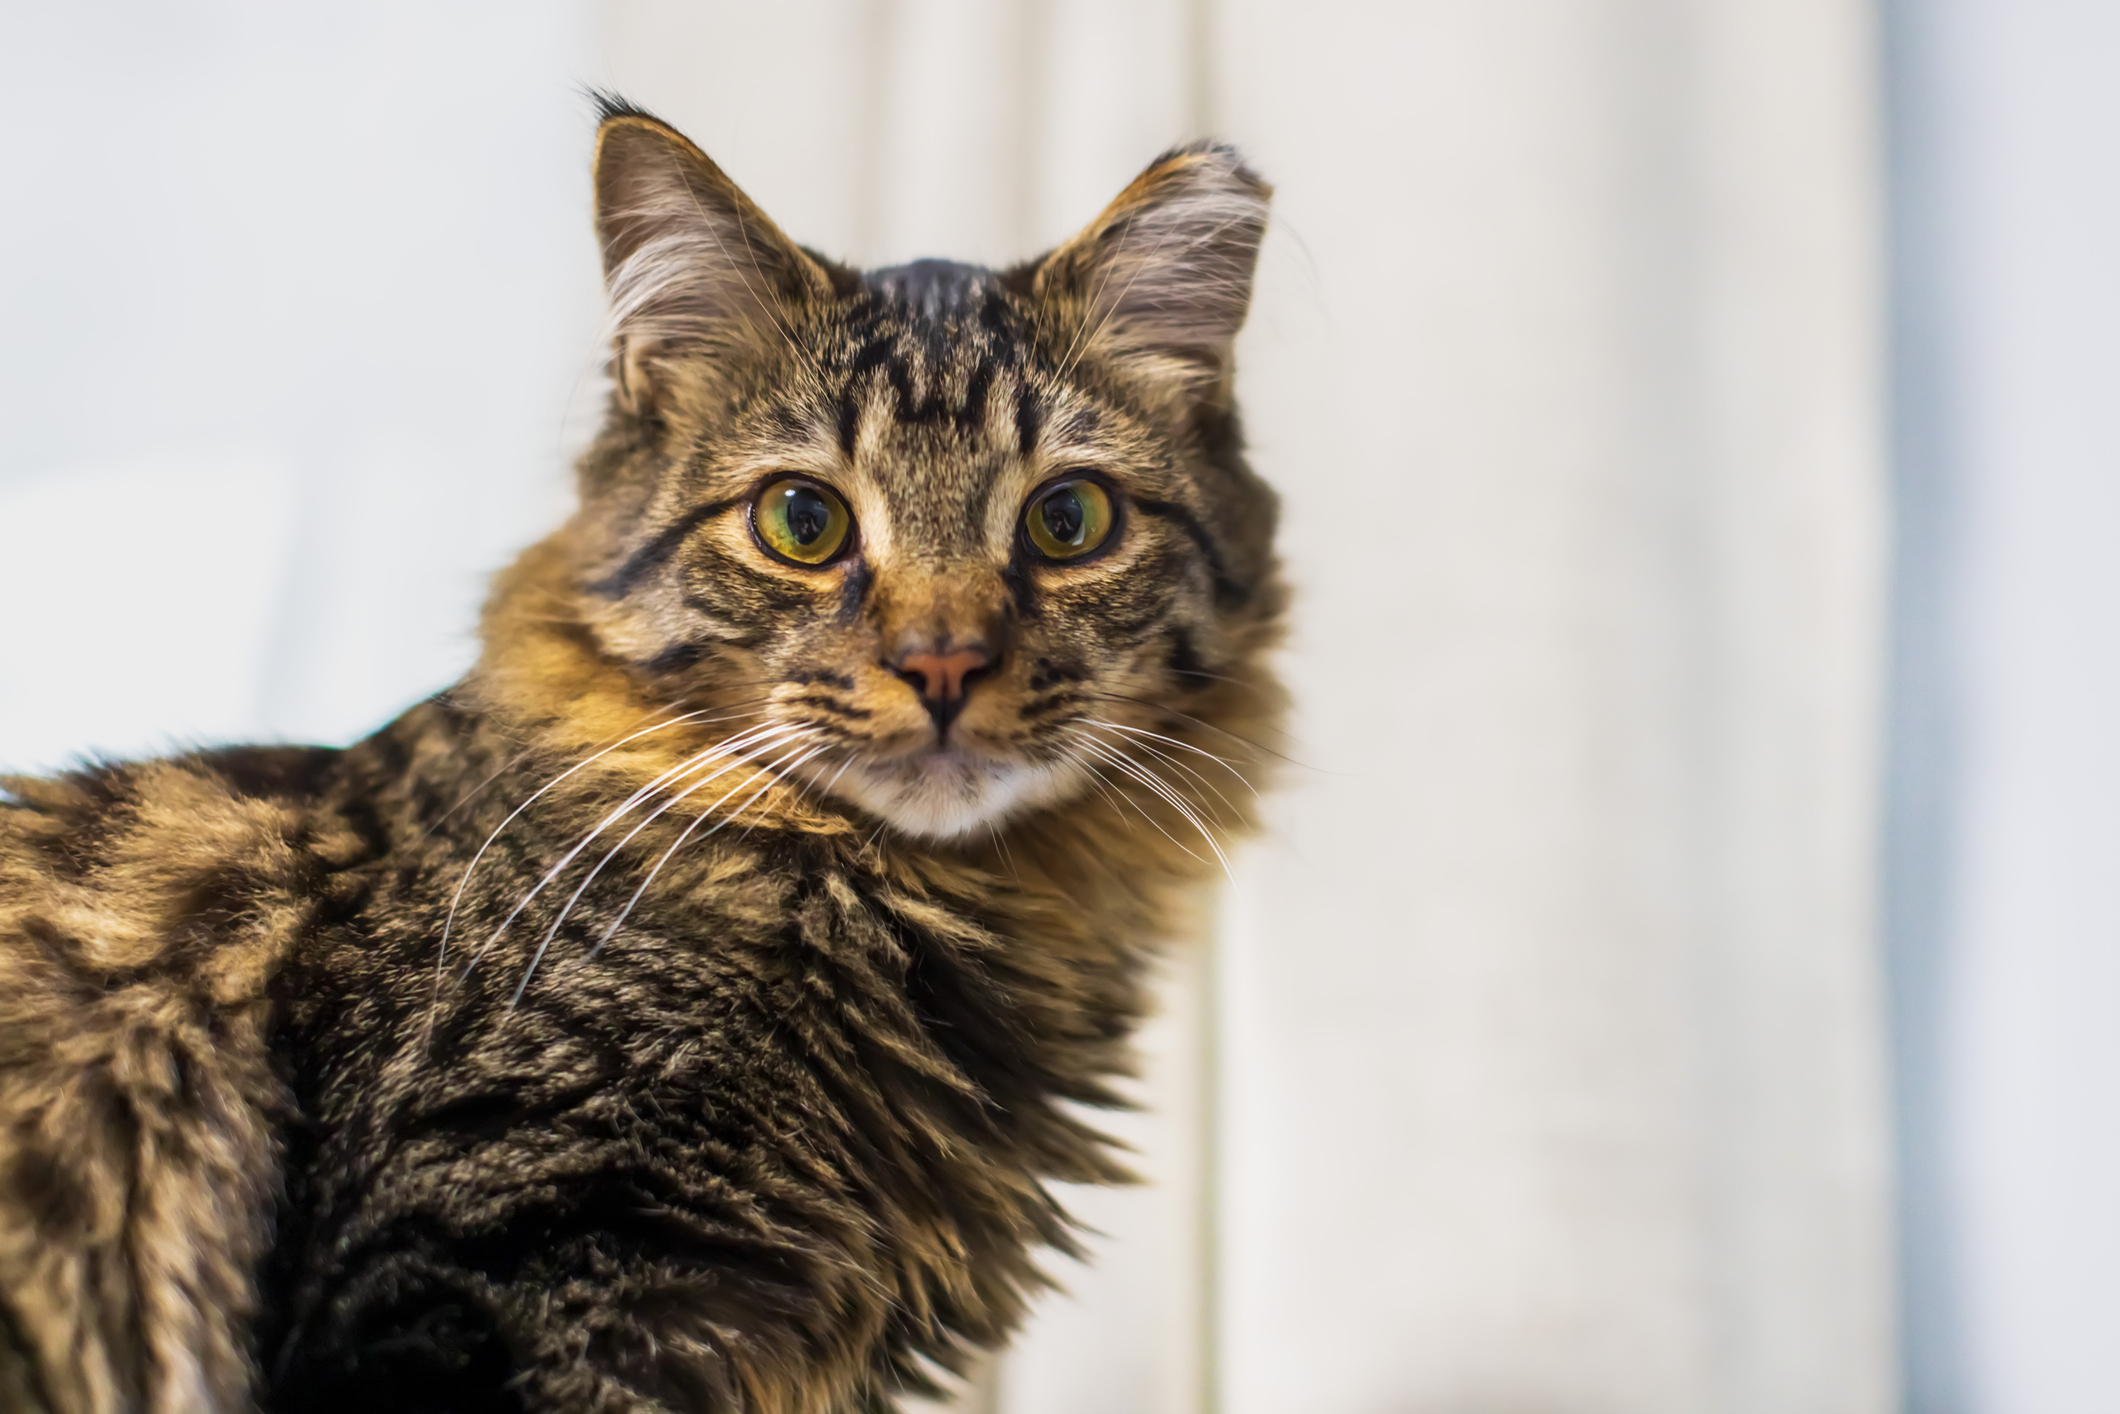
[[985, 820, 1020, 883], [1161, 665, 1278, 698], [1084, 690, 1307, 768], [422, 716, 618, 845], [434, 702, 763, 981], [1068, 731, 1234, 881], [457, 720, 798, 987], [1049, 739, 1162, 851], [725, 739, 836, 846], [509, 726, 818, 1002], [815, 752, 858, 800], [1089, 735, 1238, 829], [1110, 755, 1231, 879], [733, 742, 847, 844], [1079, 717, 1257, 790], [1077, 718, 1252, 820], [580, 737, 833, 967], [1079, 744, 1212, 867]]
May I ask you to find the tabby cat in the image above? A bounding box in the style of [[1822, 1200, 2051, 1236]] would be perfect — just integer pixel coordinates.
[[0, 96, 1282, 1413]]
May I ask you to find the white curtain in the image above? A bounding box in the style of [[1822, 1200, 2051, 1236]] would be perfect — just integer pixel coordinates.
[[1207, 2, 1894, 1407], [0, 3, 1899, 1410]]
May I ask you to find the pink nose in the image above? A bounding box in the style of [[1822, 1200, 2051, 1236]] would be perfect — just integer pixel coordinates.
[[891, 644, 992, 731], [894, 646, 990, 704]]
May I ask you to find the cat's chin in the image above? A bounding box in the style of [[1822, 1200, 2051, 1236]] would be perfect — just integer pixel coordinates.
[[823, 747, 1081, 840]]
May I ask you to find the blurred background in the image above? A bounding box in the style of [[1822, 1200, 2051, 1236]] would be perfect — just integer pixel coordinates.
[[0, 2, 2113, 1410]]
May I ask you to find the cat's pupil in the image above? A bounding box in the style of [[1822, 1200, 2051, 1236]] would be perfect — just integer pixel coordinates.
[[1042, 490, 1084, 545], [786, 488, 831, 545]]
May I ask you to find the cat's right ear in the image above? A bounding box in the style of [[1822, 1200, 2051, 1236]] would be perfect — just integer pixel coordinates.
[[1028, 141, 1271, 410], [592, 98, 830, 417]]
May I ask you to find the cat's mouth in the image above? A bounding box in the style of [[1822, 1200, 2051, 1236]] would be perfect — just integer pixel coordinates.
[[815, 741, 1079, 839]]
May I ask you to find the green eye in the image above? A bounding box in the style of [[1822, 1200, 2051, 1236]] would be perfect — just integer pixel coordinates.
[[1024, 479, 1115, 561], [754, 478, 852, 566]]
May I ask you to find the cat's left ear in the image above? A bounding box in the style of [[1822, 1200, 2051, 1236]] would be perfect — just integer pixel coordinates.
[[1029, 141, 1271, 406], [591, 97, 832, 416]]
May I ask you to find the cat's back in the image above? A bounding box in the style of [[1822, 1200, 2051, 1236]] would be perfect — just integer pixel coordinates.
[[0, 744, 357, 1414], [0, 743, 363, 1001]]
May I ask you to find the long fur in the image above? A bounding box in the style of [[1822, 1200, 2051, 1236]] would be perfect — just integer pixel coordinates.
[[0, 101, 1281, 1413]]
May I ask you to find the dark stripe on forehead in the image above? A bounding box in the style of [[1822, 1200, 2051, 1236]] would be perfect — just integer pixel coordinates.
[[959, 359, 995, 432], [978, 287, 1015, 337], [835, 334, 895, 446], [836, 395, 862, 456], [587, 494, 742, 599], [1014, 387, 1043, 458], [848, 333, 896, 381], [921, 312, 954, 369], [1132, 496, 1252, 608]]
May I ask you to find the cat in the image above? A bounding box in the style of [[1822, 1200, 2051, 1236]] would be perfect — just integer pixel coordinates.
[[0, 94, 1282, 1414]]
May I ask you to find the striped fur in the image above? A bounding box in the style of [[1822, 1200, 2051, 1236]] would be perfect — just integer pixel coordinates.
[[0, 97, 1282, 1413]]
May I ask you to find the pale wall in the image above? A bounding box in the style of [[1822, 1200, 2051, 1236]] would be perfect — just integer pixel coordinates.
[[0, 5, 1897, 1411]]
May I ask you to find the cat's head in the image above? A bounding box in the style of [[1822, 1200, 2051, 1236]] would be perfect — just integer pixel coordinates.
[[542, 97, 1280, 840]]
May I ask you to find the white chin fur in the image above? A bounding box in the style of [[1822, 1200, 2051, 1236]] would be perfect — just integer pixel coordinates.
[[827, 749, 1081, 839]]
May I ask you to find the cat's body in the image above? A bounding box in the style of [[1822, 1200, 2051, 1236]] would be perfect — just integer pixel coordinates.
[[0, 99, 1280, 1413]]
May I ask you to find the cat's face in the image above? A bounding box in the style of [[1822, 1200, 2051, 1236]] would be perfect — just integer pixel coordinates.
[[566, 104, 1277, 839]]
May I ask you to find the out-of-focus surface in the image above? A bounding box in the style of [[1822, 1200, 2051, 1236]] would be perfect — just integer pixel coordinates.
[[1886, 1, 2120, 1411], [1210, 2, 1893, 1409], [13, 2, 2110, 1412], [0, 2, 593, 768]]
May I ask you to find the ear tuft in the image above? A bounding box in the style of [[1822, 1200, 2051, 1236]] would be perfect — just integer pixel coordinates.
[[1033, 141, 1272, 401], [587, 86, 662, 128], [591, 100, 828, 413]]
